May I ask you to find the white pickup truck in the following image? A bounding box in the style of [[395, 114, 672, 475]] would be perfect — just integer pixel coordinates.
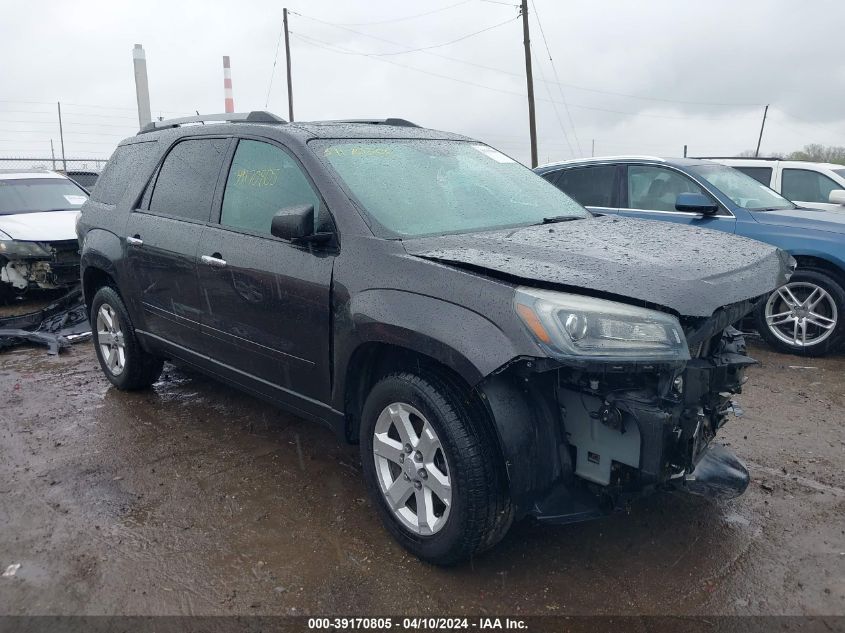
[[711, 158, 845, 212]]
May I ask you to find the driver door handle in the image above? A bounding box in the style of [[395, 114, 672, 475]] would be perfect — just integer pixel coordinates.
[[126, 236, 143, 246], [201, 254, 227, 268]]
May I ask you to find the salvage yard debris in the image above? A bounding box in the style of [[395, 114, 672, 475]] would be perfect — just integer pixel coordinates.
[[0, 287, 90, 354]]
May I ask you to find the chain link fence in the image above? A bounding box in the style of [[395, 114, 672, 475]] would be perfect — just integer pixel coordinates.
[[0, 157, 108, 172]]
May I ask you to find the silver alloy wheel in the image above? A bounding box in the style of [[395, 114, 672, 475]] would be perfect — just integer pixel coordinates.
[[96, 303, 126, 376], [372, 402, 452, 535], [765, 282, 838, 348]]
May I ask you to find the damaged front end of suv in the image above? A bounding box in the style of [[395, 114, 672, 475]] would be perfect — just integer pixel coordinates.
[[471, 292, 768, 525], [406, 219, 794, 526], [506, 292, 761, 523]]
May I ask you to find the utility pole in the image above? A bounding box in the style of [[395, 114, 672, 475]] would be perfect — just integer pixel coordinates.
[[50, 139, 56, 170], [57, 102, 67, 173], [520, 0, 537, 168], [591, 139, 595, 157], [755, 104, 769, 157], [683, 144, 688, 158], [283, 8, 294, 122]]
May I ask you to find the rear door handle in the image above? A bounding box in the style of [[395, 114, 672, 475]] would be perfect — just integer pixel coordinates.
[[201, 254, 227, 268], [126, 236, 143, 246]]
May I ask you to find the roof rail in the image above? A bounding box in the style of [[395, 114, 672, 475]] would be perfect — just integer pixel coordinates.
[[138, 111, 286, 134], [316, 118, 420, 128]]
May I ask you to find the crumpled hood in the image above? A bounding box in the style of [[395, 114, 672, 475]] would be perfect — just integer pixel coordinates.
[[403, 216, 791, 318], [0, 210, 80, 242], [750, 207, 845, 236]]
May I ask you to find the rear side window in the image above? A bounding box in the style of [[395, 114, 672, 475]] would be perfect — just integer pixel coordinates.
[[91, 141, 157, 205], [782, 168, 841, 204], [148, 138, 229, 222], [734, 166, 772, 186], [552, 166, 616, 207], [219, 139, 323, 235]]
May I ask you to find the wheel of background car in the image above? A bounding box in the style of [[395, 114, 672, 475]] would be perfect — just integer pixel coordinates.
[[91, 286, 164, 390], [359, 370, 512, 565], [754, 268, 845, 357]]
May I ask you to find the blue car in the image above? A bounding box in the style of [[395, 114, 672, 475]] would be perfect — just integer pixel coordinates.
[[536, 156, 845, 356]]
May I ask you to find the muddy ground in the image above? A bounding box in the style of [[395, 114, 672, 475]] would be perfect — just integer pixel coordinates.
[[0, 318, 843, 616]]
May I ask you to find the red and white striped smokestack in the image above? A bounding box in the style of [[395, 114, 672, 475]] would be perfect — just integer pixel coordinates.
[[223, 56, 234, 113]]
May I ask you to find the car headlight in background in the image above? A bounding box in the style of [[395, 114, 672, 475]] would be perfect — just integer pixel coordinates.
[[514, 287, 690, 361], [0, 240, 52, 258]]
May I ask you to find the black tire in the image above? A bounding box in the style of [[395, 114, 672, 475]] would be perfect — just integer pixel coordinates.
[[754, 268, 845, 357], [90, 285, 163, 390], [359, 370, 512, 565]]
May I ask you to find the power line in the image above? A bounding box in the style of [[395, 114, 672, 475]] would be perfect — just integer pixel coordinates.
[[322, 0, 473, 26], [266, 21, 286, 107], [371, 16, 517, 56], [530, 0, 581, 155], [289, 32, 760, 122], [530, 42, 574, 157], [287, 11, 761, 110], [291, 10, 517, 57]]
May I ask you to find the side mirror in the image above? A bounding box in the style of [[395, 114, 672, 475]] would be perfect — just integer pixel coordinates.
[[676, 192, 719, 215], [271, 205, 315, 240], [829, 189, 845, 206]]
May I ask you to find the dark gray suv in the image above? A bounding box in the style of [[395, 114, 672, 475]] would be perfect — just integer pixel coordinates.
[[78, 112, 791, 564]]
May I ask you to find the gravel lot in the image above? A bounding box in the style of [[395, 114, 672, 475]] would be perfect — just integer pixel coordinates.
[[0, 310, 843, 617]]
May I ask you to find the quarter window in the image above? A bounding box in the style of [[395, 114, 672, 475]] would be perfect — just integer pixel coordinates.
[[627, 165, 706, 212], [782, 169, 841, 204], [552, 166, 616, 208], [220, 140, 322, 235], [93, 141, 157, 205], [148, 138, 229, 222]]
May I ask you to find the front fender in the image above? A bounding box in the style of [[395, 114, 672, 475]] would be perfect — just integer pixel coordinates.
[[337, 289, 525, 390], [80, 228, 123, 305]]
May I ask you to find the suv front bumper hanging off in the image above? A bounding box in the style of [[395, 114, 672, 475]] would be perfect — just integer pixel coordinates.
[[504, 326, 755, 525]]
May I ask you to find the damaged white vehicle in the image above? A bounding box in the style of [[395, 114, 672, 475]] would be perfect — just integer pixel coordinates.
[[0, 170, 86, 300]]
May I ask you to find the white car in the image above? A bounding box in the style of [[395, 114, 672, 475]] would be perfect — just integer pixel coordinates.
[[0, 170, 87, 300], [711, 158, 845, 212]]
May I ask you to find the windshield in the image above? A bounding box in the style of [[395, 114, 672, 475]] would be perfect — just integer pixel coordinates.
[[316, 139, 588, 237], [689, 164, 794, 211], [0, 177, 88, 215]]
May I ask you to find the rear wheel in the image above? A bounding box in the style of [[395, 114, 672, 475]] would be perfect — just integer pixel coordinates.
[[755, 268, 845, 356], [360, 370, 512, 565], [91, 286, 163, 390]]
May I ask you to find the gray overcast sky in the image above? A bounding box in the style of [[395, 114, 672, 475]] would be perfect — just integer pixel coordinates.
[[2, 0, 844, 164]]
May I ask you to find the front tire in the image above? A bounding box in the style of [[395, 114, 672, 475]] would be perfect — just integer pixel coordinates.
[[360, 371, 512, 565], [755, 268, 845, 356], [91, 286, 163, 390]]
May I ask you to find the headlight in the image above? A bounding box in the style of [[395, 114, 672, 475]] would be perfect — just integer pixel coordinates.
[[0, 240, 52, 258], [514, 287, 689, 361]]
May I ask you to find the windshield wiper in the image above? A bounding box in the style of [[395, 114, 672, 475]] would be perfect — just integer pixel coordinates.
[[540, 215, 583, 225]]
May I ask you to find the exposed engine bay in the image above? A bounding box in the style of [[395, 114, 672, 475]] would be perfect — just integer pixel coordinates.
[[482, 299, 762, 525], [557, 325, 752, 493], [0, 240, 81, 292]]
